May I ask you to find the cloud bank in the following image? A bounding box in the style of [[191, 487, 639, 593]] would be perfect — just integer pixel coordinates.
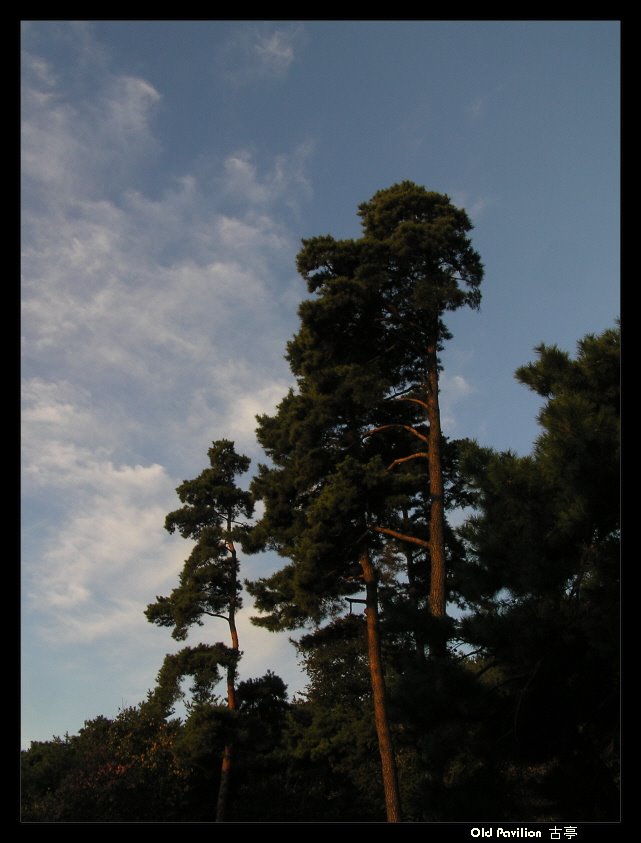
[[21, 25, 308, 698]]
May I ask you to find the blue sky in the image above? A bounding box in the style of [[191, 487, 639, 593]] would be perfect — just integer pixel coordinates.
[[21, 20, 619, 748]]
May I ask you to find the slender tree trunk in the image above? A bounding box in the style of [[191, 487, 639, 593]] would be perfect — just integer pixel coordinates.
[[425, 333, 446, 620], [215, 619, 237, 822], [216, 527, 239, 823], [360, 550, 402, 823]]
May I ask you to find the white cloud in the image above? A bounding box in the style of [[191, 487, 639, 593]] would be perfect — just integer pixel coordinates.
[[103, 75, 161, 138], [22, 378, 92, 430], [21, 25, 309, 661], [443, 373, 473, 400], [254, 30, 297, 74], [234, 606, 305, 696], [21, 178, 299, 414], [440, 372, 475, 432], [22, 49, 161, 204], [220, 143, 314, 212], [21, 378, 143, 494], [24, 444, 182, 638], [21, 91, 84, 195], [222, 152, 270, 204], [451, 189, 494, 220], [222, 24, 304, 85], [21, 378, 176, 608], [47, 600, 146, 640]]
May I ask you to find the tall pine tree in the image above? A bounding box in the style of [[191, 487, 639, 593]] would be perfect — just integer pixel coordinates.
[[245, 182, 484, 821], [290, 181, 483, 619]]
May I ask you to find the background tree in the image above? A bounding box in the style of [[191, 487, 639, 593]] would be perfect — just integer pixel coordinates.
[[20, 706, 187, 822], [145, 439, 253, 822], [453, 324, 620, 819], [221, 671, 291, 821]]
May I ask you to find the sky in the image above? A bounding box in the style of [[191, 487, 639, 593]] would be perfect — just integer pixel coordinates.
[[21, 20, 620, 749]]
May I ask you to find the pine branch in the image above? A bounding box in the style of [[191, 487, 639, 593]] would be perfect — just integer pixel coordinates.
[[203, 612, 230, 622], [371, 525, 430, 549], [387, 452, 429, 470]]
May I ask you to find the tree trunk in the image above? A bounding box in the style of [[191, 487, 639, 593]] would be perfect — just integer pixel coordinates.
[[216, 739, 233, 823], [216, 529, 239, 823], [360, 550, 402, 823], [215, 625, 237, 822], [425, 334, 446, 620]]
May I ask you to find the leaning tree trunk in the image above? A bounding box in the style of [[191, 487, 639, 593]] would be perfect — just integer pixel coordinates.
[[216, 529, 240, 823], [360, 550, 402, 822]]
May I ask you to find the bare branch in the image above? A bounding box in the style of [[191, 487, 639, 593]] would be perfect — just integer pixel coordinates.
[[371, 525, 430, 549], [387, 452, 429, 470]]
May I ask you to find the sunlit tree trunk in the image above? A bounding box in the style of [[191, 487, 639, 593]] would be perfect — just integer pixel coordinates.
[[360, 550, 402, 822]]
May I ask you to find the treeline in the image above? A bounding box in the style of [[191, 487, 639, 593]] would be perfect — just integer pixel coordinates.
[[21, 183, 620, 823]]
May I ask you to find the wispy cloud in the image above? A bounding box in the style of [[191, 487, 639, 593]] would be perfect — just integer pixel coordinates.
[[220, 142, 314, 212], [22, 51, 161, 204], [21, 23, 310, 668], [467, 94, 487, 120], [440, 372, 475, 432], [254, 29, 297, 75], [465, 82, 506, 123], [221, 24, 304, 86], [451, 189, 494, 220], [21, 375, 178, 632]]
